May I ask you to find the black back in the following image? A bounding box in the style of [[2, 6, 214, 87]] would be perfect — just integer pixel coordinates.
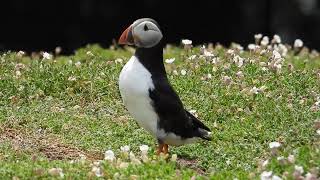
[[135, 41, 210, 139]]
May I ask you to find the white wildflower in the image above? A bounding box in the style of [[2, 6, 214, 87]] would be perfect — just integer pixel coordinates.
[[48, 168, 64, 178], [120, 145, 130, 153], [182, 39, 192, 45], [42, 52, 52, 60], [75, 61, 81, 68], [165, 58, 175, 64], [233, 55, 244, 67], [119, 162, 129, 169], [278, 44, 288, 57], [227, 49, 235, 55], [171, 154, 178, 162], [255, 34, 263, 41], [272, 175, 282, 180], [248, 44, 257, 51], [15, 70, 22, 77], [287, 154, 295, 163], [305, 172, 317, 180], [272, 50, 281, 60], [17, 51, 25, 57], [180, 69, 187, 76], [212, 57, 219, 64], [316, 129, 320, 135], [207, 73, 212, 79], [261, 36, 269, 46], [86, 51, 94, 56], [260, 49, 267, 55], [294, 39, 304, 48], [294, 165, 304, 174], [262, 159, 269, 167], [260, 171, 273, 180], [173, 70, 178, 76], [269, 142, 281, 149], [15, 63, 25, 70], [115, 58, 123, 64], [55, 47, 62, 54], [68, 59, 73, 64], [236, 71, 244, 79], [222, 76, 232, 85], [68, 76, 77, 81], [91, 166, 103, 177], [188, 55, 197, 60], [139, 144, 149, 155], [250, 86, 260, 95], [104, 150, 115, 161], [272, 34, 281, 44]]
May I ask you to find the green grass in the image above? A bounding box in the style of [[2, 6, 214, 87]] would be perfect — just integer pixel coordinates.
[[0, 43, 319, 179]]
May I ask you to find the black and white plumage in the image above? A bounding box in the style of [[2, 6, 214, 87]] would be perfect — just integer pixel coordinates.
[[118, 18, 211, 154]]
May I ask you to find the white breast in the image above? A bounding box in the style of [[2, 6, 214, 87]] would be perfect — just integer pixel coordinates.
[[119, 56, 159, 137]]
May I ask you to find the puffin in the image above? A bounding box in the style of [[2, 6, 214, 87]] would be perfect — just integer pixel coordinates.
[[118, 18, 211, 154]]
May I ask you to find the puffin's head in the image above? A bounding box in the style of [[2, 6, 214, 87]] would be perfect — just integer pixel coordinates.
[[118, 18, 163, 48]]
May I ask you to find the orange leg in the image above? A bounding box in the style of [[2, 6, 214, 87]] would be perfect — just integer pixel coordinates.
[[156, 144, 164, 155], [163, 144, 169, 154]]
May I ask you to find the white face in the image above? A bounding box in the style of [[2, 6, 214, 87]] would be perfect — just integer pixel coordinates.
[[132, 20, 163, 48]]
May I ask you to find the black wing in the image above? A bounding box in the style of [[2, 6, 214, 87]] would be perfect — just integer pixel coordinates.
[[149, 76, 210, 139]]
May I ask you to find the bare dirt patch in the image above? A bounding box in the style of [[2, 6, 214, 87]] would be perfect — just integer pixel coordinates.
[[0, 128, 102, 160], [177, 157, 205, 175]]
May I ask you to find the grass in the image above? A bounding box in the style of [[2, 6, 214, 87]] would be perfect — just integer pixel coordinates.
[[0, 41, 319, 179]]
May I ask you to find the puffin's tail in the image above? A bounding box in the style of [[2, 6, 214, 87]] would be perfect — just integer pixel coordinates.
[[185, 110, 212, 141]]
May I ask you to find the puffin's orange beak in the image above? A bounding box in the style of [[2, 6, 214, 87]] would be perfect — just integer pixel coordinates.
[[118, 26, 134, 45]]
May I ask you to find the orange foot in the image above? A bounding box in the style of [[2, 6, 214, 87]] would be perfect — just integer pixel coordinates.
[[156, 143, 169, 155]]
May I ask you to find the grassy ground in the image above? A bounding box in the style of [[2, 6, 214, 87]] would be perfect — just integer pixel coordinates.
[[0, 40, 319, 179]]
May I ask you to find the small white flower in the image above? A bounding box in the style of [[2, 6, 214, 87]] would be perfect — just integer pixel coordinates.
[[278, 44, 288, 57], [68, 76, 77, 81], [207, 73, 212, 79], [104, 150, 115, 161], [188, 55, 197, 60], [115, 58, 123, 64], [173, 70, 178, 76], [120, 145, 130, 153], [272, 34, 281, 44], [287, 154, 295, 163], [294, 165, 304, 174], [262, 159, 269, 167], [227, 49, 235, 55], [165, 58, 175, 64], [272, 50, 281, 60], [260, 171, 273, 180], [250, 86, 260, 95], [316, 129, 320, 135], [75, 61, 81, 68], [91, 166, 103, 177], [236, 71, 244, 79], [180, 69, 187, 76], [269, 142, 281, 149], [42, 52, 52, 60], [86, 51, 94, 56], [222, 76, 232, 85], [260, 49, 267, 55], [261, 36, 269, 46], [261, 67, 268, 71], [17, 51, 25, 57], [68, 60, 73, 65], [248, 44, 257, 51], [294, 39, 303, 48], [255, 34, 263, 40], [170, 154, 178, 162], [15, 70, 22, 77], [182, 39, 192, 45], [48, 168, 64, 178], [55, 47, 62, 54], [233, 55, 244, 67], [271, 175, 282, 180], [139, 144, 149, 155]]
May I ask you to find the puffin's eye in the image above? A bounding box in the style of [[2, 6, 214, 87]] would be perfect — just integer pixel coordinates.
[[144, 24, 149, 31]]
